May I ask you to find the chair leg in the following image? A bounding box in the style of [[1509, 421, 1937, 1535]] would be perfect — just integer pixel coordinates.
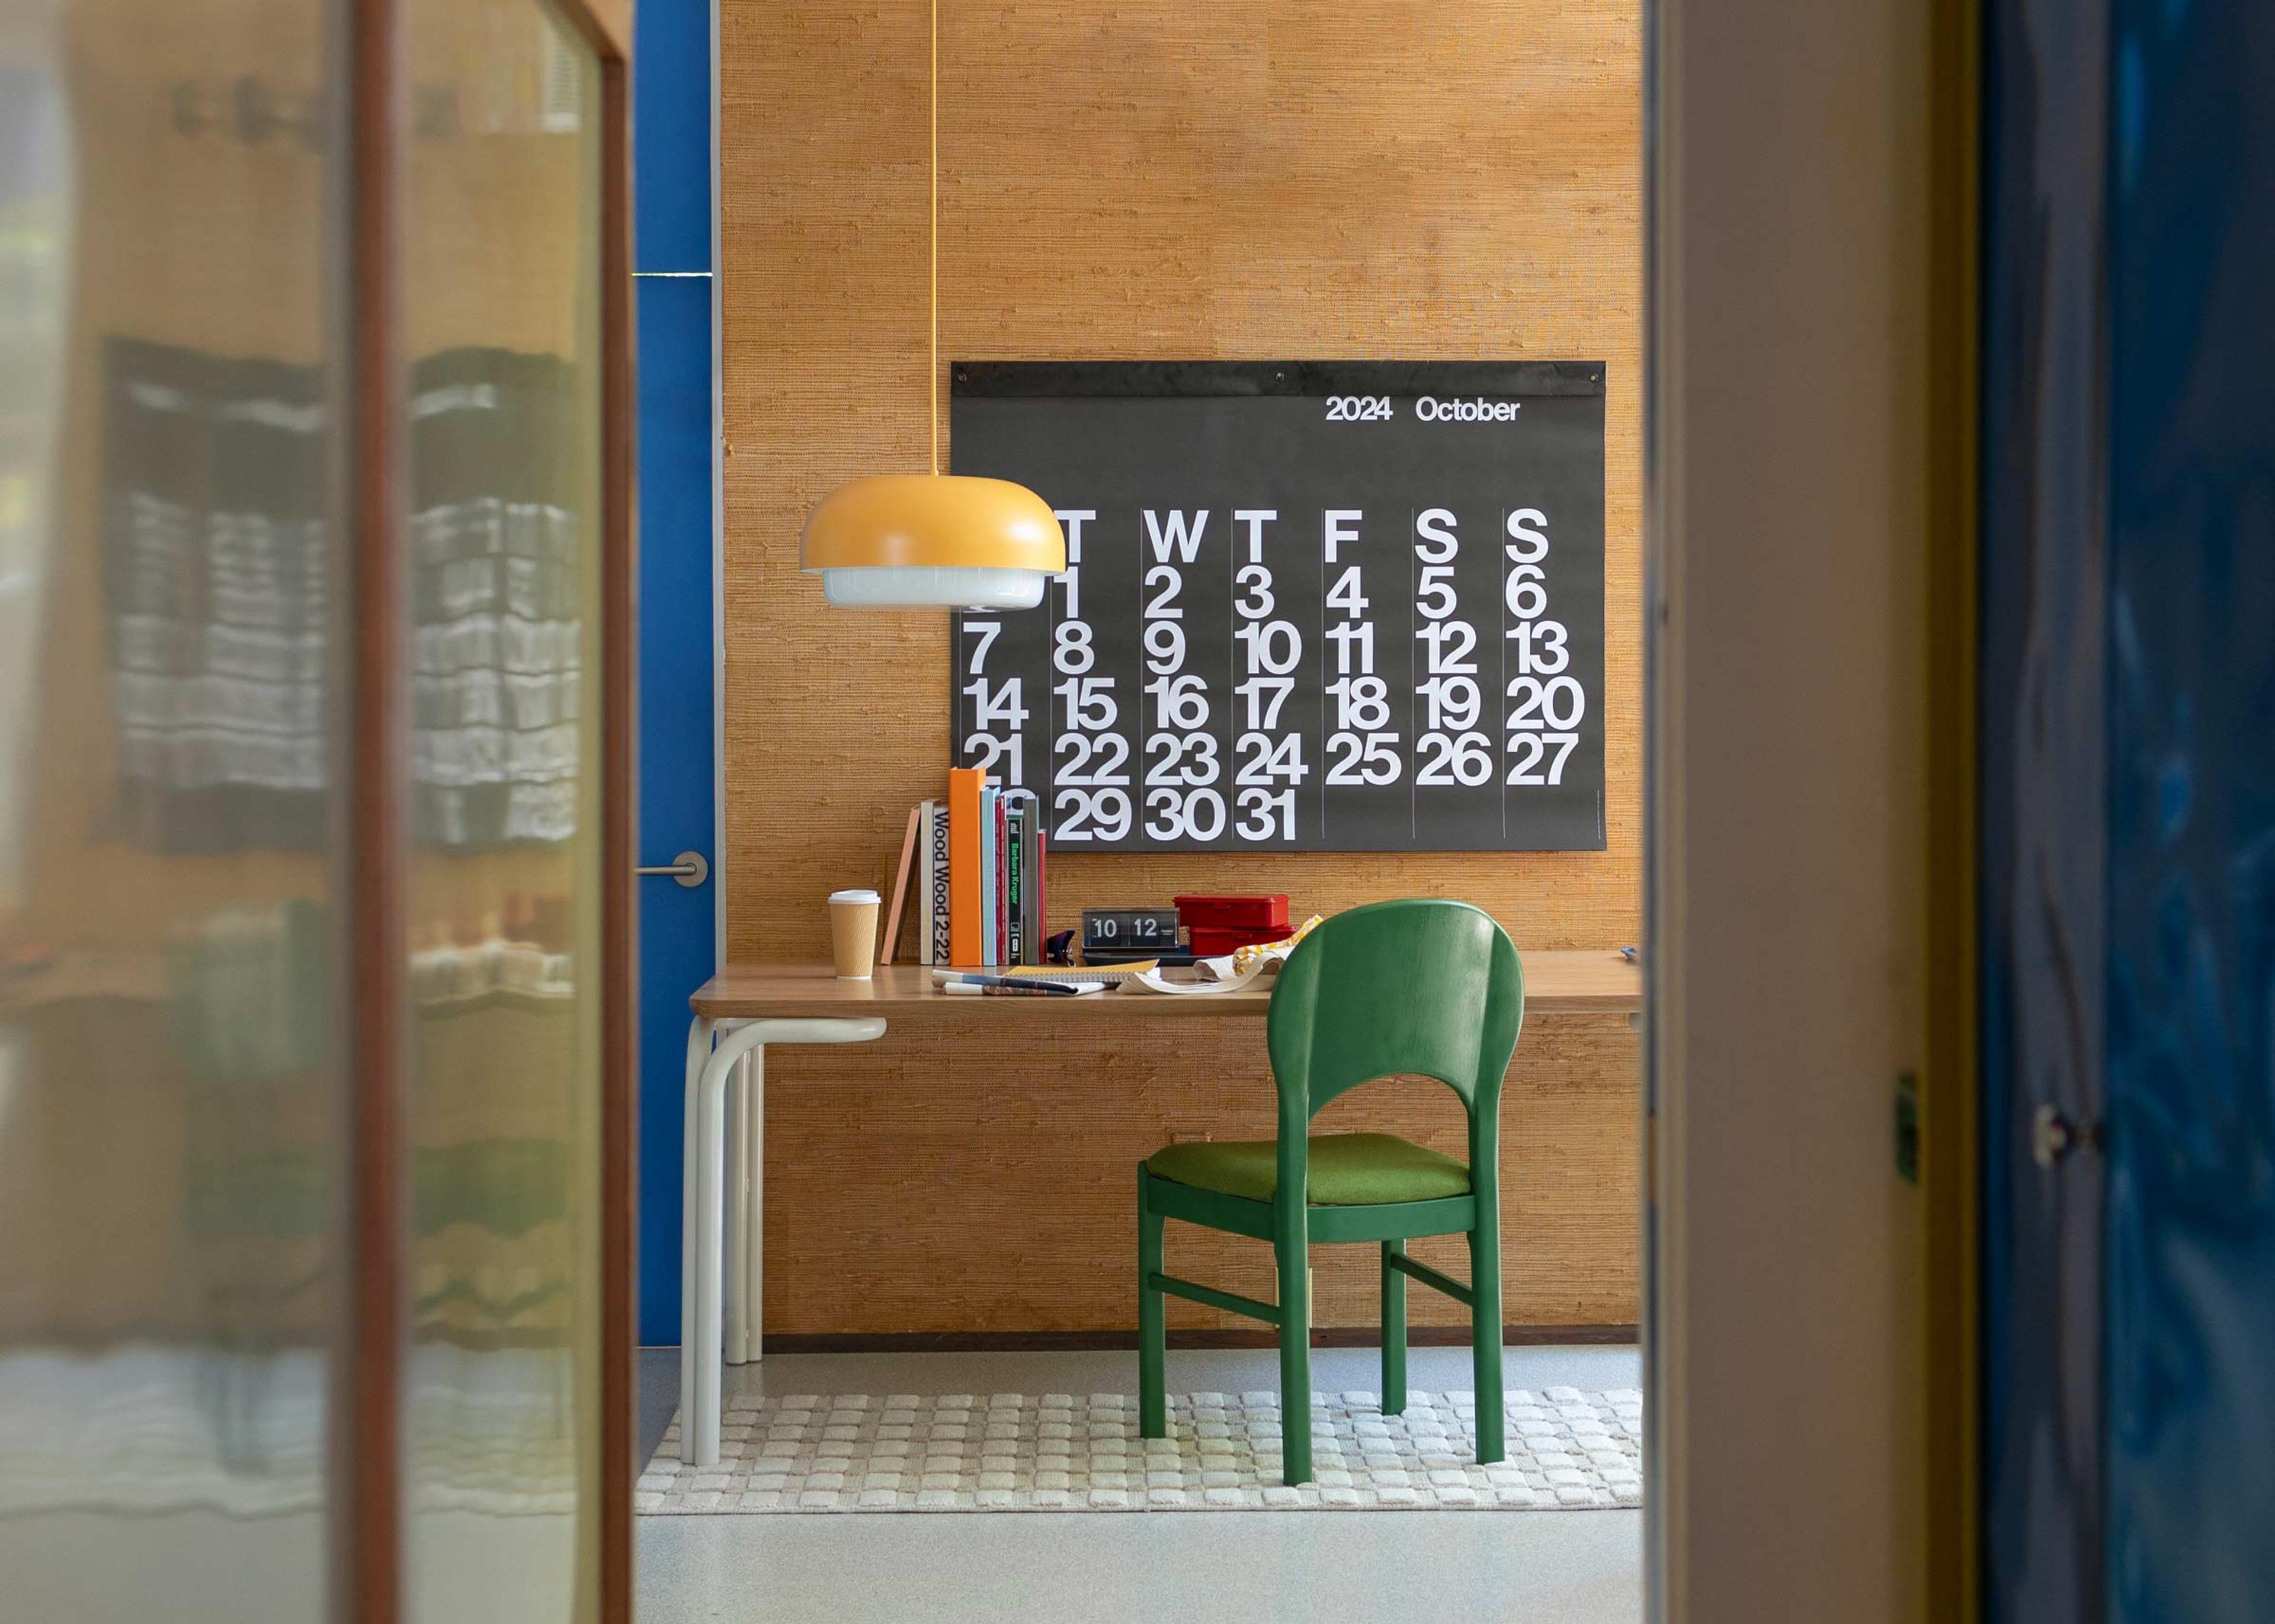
[[1277, 1235, 1312, 1485], [1380, 1240, 1408, 1416], [1138, 1169, 1167, 1439], [1469, 1222, 1505, 1465]]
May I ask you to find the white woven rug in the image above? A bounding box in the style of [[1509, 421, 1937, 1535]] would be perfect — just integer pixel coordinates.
[[639, 1388, 1642, 1513]]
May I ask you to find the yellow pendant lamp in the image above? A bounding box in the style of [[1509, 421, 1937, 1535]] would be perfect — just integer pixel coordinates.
[[800, 0, 1065, 609]]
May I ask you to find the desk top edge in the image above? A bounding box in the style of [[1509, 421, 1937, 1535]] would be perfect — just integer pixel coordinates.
[[690, 951, 1640, 1020]]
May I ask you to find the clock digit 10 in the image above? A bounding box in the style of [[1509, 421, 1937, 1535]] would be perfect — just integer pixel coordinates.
[[1081, 909, 1181, 955]]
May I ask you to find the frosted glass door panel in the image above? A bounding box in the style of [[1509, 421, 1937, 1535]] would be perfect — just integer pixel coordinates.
[[0, 2, 346, 1619], [398, 2, 607, 1620]]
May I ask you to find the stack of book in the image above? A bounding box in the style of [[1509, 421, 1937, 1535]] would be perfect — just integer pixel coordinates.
[[908, 765, 1046, 968]]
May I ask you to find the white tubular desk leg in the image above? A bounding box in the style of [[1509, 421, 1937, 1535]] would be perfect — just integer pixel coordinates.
[[724, 1047, 770, 1365], [679, 1015, 714, 1462], [722, 1050, 750, 1365], [681, 1015, 886, 1466]]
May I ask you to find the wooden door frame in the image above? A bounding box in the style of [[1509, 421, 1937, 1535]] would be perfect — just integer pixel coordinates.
[[1645, 0, 1964, 1615], [540, 8, 639, 1622], [576, 7, 637, 1621], [344, 2, 406, 1617], [1921, 0, 1982, 1616], [342, 1, 635, 1619]]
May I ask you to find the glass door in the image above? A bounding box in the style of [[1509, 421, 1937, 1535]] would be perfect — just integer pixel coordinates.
[[395, 2, 630, 1620], [0, 2, 348, 1617], [0, 1, 634, 1619]]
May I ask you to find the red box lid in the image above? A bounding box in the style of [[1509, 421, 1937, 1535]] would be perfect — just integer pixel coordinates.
[[1173, 893, 1290, 929]]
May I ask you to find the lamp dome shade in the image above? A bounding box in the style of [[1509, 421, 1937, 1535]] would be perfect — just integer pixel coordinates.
[[800, 473, 1067, 608]]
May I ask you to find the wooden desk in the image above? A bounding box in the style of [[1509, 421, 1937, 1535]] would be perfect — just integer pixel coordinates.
[[691, 952, 1640, 1022], [674, 952, 1640, 1466]]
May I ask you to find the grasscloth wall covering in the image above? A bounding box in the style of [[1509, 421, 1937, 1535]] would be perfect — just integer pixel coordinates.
[[720, 0, 1642, 1334]]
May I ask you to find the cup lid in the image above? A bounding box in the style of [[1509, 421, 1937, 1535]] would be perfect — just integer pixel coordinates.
[[828, 888, 882, 904]]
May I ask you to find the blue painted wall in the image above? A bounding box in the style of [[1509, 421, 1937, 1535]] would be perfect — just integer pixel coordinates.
[[634, 0, 715, 1346], [635, 1, 710, 275]]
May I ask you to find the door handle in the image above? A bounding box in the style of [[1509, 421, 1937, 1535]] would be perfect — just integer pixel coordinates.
[[637, 850, 710, 888], [2030, 1103, 2099, 1169]]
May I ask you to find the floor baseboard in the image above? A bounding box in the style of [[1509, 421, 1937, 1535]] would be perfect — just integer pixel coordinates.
[[744, 1325, 1639, 1355]]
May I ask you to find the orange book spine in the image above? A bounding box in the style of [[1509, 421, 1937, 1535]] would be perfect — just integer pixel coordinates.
[[947, 766, 985, 966]]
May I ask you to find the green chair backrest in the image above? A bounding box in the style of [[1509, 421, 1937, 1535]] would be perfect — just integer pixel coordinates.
[[1265, 900, 1524, 1197]]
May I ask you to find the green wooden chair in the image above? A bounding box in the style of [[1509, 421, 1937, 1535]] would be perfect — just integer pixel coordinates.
[[1136, 898, 1525, 1485]]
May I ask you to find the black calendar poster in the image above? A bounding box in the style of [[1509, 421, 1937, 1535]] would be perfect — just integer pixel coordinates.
[[950, 361, 1605, 853]]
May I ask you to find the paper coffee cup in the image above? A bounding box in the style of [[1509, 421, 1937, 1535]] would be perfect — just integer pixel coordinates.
[[828, 888, 881, 979]]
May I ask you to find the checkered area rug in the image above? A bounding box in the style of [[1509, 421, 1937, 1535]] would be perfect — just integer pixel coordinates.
[[639, 1388, 1643, 1513]]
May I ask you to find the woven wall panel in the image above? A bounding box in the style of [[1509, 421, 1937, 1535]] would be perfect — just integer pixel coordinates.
[[760, 1014, 1639, 1335], [720, 0, 1643, 1331]]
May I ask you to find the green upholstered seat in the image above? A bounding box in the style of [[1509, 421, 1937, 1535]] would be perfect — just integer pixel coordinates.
[[1145, 1132, 1471, 1206]]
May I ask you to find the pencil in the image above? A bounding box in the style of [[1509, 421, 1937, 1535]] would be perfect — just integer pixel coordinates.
[[934, 972, 1088, 996]]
